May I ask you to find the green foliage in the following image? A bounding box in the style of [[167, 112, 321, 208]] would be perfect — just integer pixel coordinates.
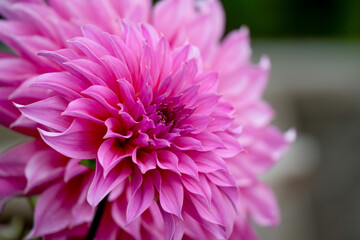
[[79, 159, 96, 170]]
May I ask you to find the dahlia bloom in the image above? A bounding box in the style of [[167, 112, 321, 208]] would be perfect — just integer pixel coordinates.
[[0, 0, 294, 239]]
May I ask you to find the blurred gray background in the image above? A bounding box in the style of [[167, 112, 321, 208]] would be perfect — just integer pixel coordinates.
[[1, 0, 360, 239], [231, 0, 360, 239]]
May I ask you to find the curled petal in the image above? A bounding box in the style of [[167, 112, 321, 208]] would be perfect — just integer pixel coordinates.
[[63, 98, 111, 124], [87, 160, 132, 207], [16, 96, 71, 131], [132, 148, 157, 174], [39, 118, 105, 159], [97, 138, 133, 176]]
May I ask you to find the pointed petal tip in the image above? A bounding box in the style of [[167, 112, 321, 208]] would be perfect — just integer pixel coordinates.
[[259, 55, 271, 69], [285, 128, 297, 143]]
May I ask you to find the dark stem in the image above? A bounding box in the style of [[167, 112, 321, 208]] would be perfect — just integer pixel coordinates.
[[86, 195, 108, 240]]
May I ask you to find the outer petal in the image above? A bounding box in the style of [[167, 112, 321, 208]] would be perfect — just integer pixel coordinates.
[[27, 178, 84, 238], [0, 141, 37, 198], [0, 56, 37, 87], [0, 141, 52, 207], [152, 0, 224, 57], [25, 148, 67, 193], [39, 118, 105, 159], [111, 189, 142, 239], [15, 96, 72, 131], [239, 126, 293, 175], [0, 87, 20, 128], [242, 182, 280, 226], [29, 72, 88, 99], [210, 27, 251, 74]]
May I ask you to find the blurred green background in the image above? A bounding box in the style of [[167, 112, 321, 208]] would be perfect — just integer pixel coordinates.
[[222, 0, 360, 38]]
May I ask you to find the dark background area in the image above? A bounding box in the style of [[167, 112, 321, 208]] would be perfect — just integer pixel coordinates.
[[222, 0, 360, 38]]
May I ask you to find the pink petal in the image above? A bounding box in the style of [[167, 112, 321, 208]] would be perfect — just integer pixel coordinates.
[[9, 76, 52, 105], [181, 114, 211, 134], [97, 138, 133, 176], [211, 27, 251, 74], [68, 36, 110, 64], [107, 33, 139, 81], [64, 159, 89, 183], [162, 210, 184, 240], [156, 149, 179, 173], [188, 151, 228, 173], [172, 136, 203, 151], [39, 118, 105, 159], [214, 131, 244, 158], [159, 172, 183, 219], [87, 161, 132, 207], [0, 140, 40, 181], [242, 182, 280, 226], [131, 148, 157, 174], [82, 85, 120, 116], [0, 87, 20, 128], [111, 192, 142, 239], [25, 148, 67, 193], [10, 114, 40, 136], [0, 34, 60, 71], [206, 170, 236, 187], [38, 49, 83, 78], [104, 117, 133, 139], [182, 173, 212, 206], [236, 101, 274, 127], [239, 125, 291, 175], [191, 132, 226, 151], [15, 96, 71, 131], [64, 59, 109, 86], [63, 98, 111, 124], [194, 93, 220, 115], [195, 71, 219, 93], [27, 181, 78, 238], [184, 0, 225, 59], [126, 174, 154, 224], [0, 56, 37, 86], [155, 36, 172, 83], [101, 55, 132, 83], [30, 72, 87, 99], [176, 150, 198, 179]]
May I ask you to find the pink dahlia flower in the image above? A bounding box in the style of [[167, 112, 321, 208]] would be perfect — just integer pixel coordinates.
[[17, 20, 243, 239], [0, 0, 294, 239]]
